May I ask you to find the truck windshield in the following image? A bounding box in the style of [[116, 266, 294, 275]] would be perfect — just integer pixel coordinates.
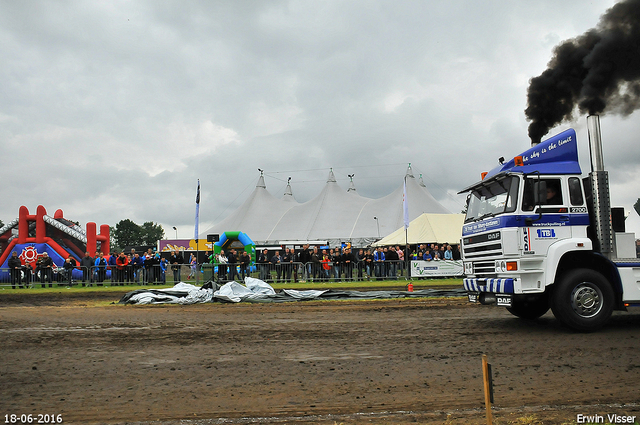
[[465, 176, 518, 223]]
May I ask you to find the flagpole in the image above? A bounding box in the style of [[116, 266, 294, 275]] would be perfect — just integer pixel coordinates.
[[403, 173, 410, 279], [195, 179, 200, 285]]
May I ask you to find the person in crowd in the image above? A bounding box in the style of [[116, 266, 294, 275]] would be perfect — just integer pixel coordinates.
[[159, 255, 169, 284], [187, 253, 197, 280], [342, 247, 355, 281], [321, 250, 331, 282], [423, 250, 432, 261], [94, 252, 107, 285], [80, 251, 94, 286], [374, 247, 385, 280], [40, 252, 54, 286], [356, 249, 365, 281], [22, 262, 32, 287], [282, 248, 292, 283], [636, 239, 640, 258], [432, 244, 442, 260], [63, 255, 77, 285], [257, 248, 269, 281], [396, 245, 405, 277], [8, 251, 23, 289], [453, 245, 462, 260], [270, 250, 282, 283], [386, 246, 398, 278], [131, 253, 144, 283], [383, 247, 391, 277], [142, 251, 153, 284], [35, 256, 43, 284], [310, 246, 321, 281], [227, 249, 238, 281], [115, 251, 129, 285], [297, 244, 311, 282], [125, 254, 133, 282], [108, 252, 118, 283], [170, 250, 184, 283], [323, 248, 340, 281], [364, 249, 374, 279], [217, 250, 228, 281], [150, 253, 162, 284], [240, 250, 251, 280], [444, 245, 453, 260], [288, 248, 297, 282]]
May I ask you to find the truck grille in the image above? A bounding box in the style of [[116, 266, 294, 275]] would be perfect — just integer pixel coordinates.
[[463, 243, 502, 259], [472, 260, 497, 278]]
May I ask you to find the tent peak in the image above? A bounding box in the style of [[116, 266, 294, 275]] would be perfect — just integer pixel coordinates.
[[327, 168, 337, 183], [418, 173, 426, 187], [256, 174, 266, 188], [405, 163, 415, 178], [347, 173, 356, 192], [283, 177, 294, 197]]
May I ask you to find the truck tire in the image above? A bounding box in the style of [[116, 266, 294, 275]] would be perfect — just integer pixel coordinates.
[[506, 294, 549, 320], [551, 269, 614, 332]]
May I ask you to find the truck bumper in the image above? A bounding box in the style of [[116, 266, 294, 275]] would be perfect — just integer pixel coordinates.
[[464, 278, 516, 306], [463, 278, 515, 293]]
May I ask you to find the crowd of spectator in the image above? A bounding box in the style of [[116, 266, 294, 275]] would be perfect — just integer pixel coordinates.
[[4, 248, 181, 288], [3, 242, 463, 288]]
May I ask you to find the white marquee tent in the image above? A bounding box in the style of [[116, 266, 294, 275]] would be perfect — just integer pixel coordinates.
[[200, 165, 457, 247], [371, 213, 465, 247]]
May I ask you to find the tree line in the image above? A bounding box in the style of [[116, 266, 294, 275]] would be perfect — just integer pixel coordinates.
[[111, 219, 165, 250]]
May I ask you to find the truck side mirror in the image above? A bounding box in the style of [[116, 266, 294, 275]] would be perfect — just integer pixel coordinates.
[[525, 178, 546, 226]]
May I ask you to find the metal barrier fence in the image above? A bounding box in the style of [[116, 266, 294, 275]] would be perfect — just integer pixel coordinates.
[[0, 263, 195, 288], [0, 260, 413, 288], [243, 260, 409, 283]]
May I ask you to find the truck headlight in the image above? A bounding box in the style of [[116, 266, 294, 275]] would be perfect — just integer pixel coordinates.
[[464, 262, 473, 274], [495, 260, 507, 273]]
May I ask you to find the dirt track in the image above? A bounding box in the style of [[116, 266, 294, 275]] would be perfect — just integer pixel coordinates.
[[1, 292, 640, 424]]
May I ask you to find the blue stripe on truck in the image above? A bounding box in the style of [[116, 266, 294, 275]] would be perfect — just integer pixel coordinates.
[[464, 278, 515, 293]]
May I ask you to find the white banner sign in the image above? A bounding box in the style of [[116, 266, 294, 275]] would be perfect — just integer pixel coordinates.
[[410, 260, 464, 277]]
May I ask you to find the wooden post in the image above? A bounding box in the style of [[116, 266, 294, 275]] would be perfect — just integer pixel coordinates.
[[482, 354, 493, 425]]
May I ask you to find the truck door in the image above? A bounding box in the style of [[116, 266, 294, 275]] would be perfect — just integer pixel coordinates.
[[521, 178, 572, 255], [567, 177, 589, 238]]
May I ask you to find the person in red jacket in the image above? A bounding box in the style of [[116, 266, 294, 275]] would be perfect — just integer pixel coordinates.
[[115, 252, 129, 286]]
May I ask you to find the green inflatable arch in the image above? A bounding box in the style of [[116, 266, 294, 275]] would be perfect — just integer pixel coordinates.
[[213, 231, 256, 264]]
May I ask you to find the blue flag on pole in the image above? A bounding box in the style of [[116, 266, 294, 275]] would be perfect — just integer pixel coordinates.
[[194, 180, 200, 239]]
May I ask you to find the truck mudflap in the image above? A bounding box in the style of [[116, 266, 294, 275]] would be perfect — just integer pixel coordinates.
[[463, 278, 515, 293]]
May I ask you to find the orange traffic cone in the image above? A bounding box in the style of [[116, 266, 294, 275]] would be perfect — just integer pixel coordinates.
[[407, 282, 414, 292]]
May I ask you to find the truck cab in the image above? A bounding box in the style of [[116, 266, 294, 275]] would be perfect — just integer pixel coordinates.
[[460, 118, 640, 331]]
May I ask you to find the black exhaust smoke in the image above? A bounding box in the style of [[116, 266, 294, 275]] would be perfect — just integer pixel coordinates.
[[525, 0, 640, 144]]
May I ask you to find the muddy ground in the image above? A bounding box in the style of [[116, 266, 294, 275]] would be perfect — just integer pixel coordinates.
[[1, 290, 639, 424]]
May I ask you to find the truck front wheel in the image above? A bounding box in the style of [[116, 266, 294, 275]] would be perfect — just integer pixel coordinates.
[[506, 294, 549, 320], [551, 269, 614, 332]]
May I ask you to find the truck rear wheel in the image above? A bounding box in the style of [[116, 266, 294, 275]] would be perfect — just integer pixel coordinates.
[[551, 269, 614, 332], [506, 294, 549, 320]]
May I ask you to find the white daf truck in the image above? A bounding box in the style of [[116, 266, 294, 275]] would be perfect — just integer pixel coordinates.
[[460, 115, 640, 331]]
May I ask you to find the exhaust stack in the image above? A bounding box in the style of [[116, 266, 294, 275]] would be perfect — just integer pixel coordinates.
[[586, 115, 615, 259]]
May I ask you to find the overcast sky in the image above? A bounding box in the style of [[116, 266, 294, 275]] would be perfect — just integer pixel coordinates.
[[2, 0, 639, 239]]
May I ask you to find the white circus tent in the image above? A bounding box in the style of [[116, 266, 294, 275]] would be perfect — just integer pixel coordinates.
[[372, 213, 465, 247], [200, 165, 456, 247]]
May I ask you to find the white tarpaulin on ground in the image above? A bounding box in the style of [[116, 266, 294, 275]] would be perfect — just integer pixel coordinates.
[[118, 277, 466, 305], [372, 213, 465, 246], [410, 260, 464, 277]]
